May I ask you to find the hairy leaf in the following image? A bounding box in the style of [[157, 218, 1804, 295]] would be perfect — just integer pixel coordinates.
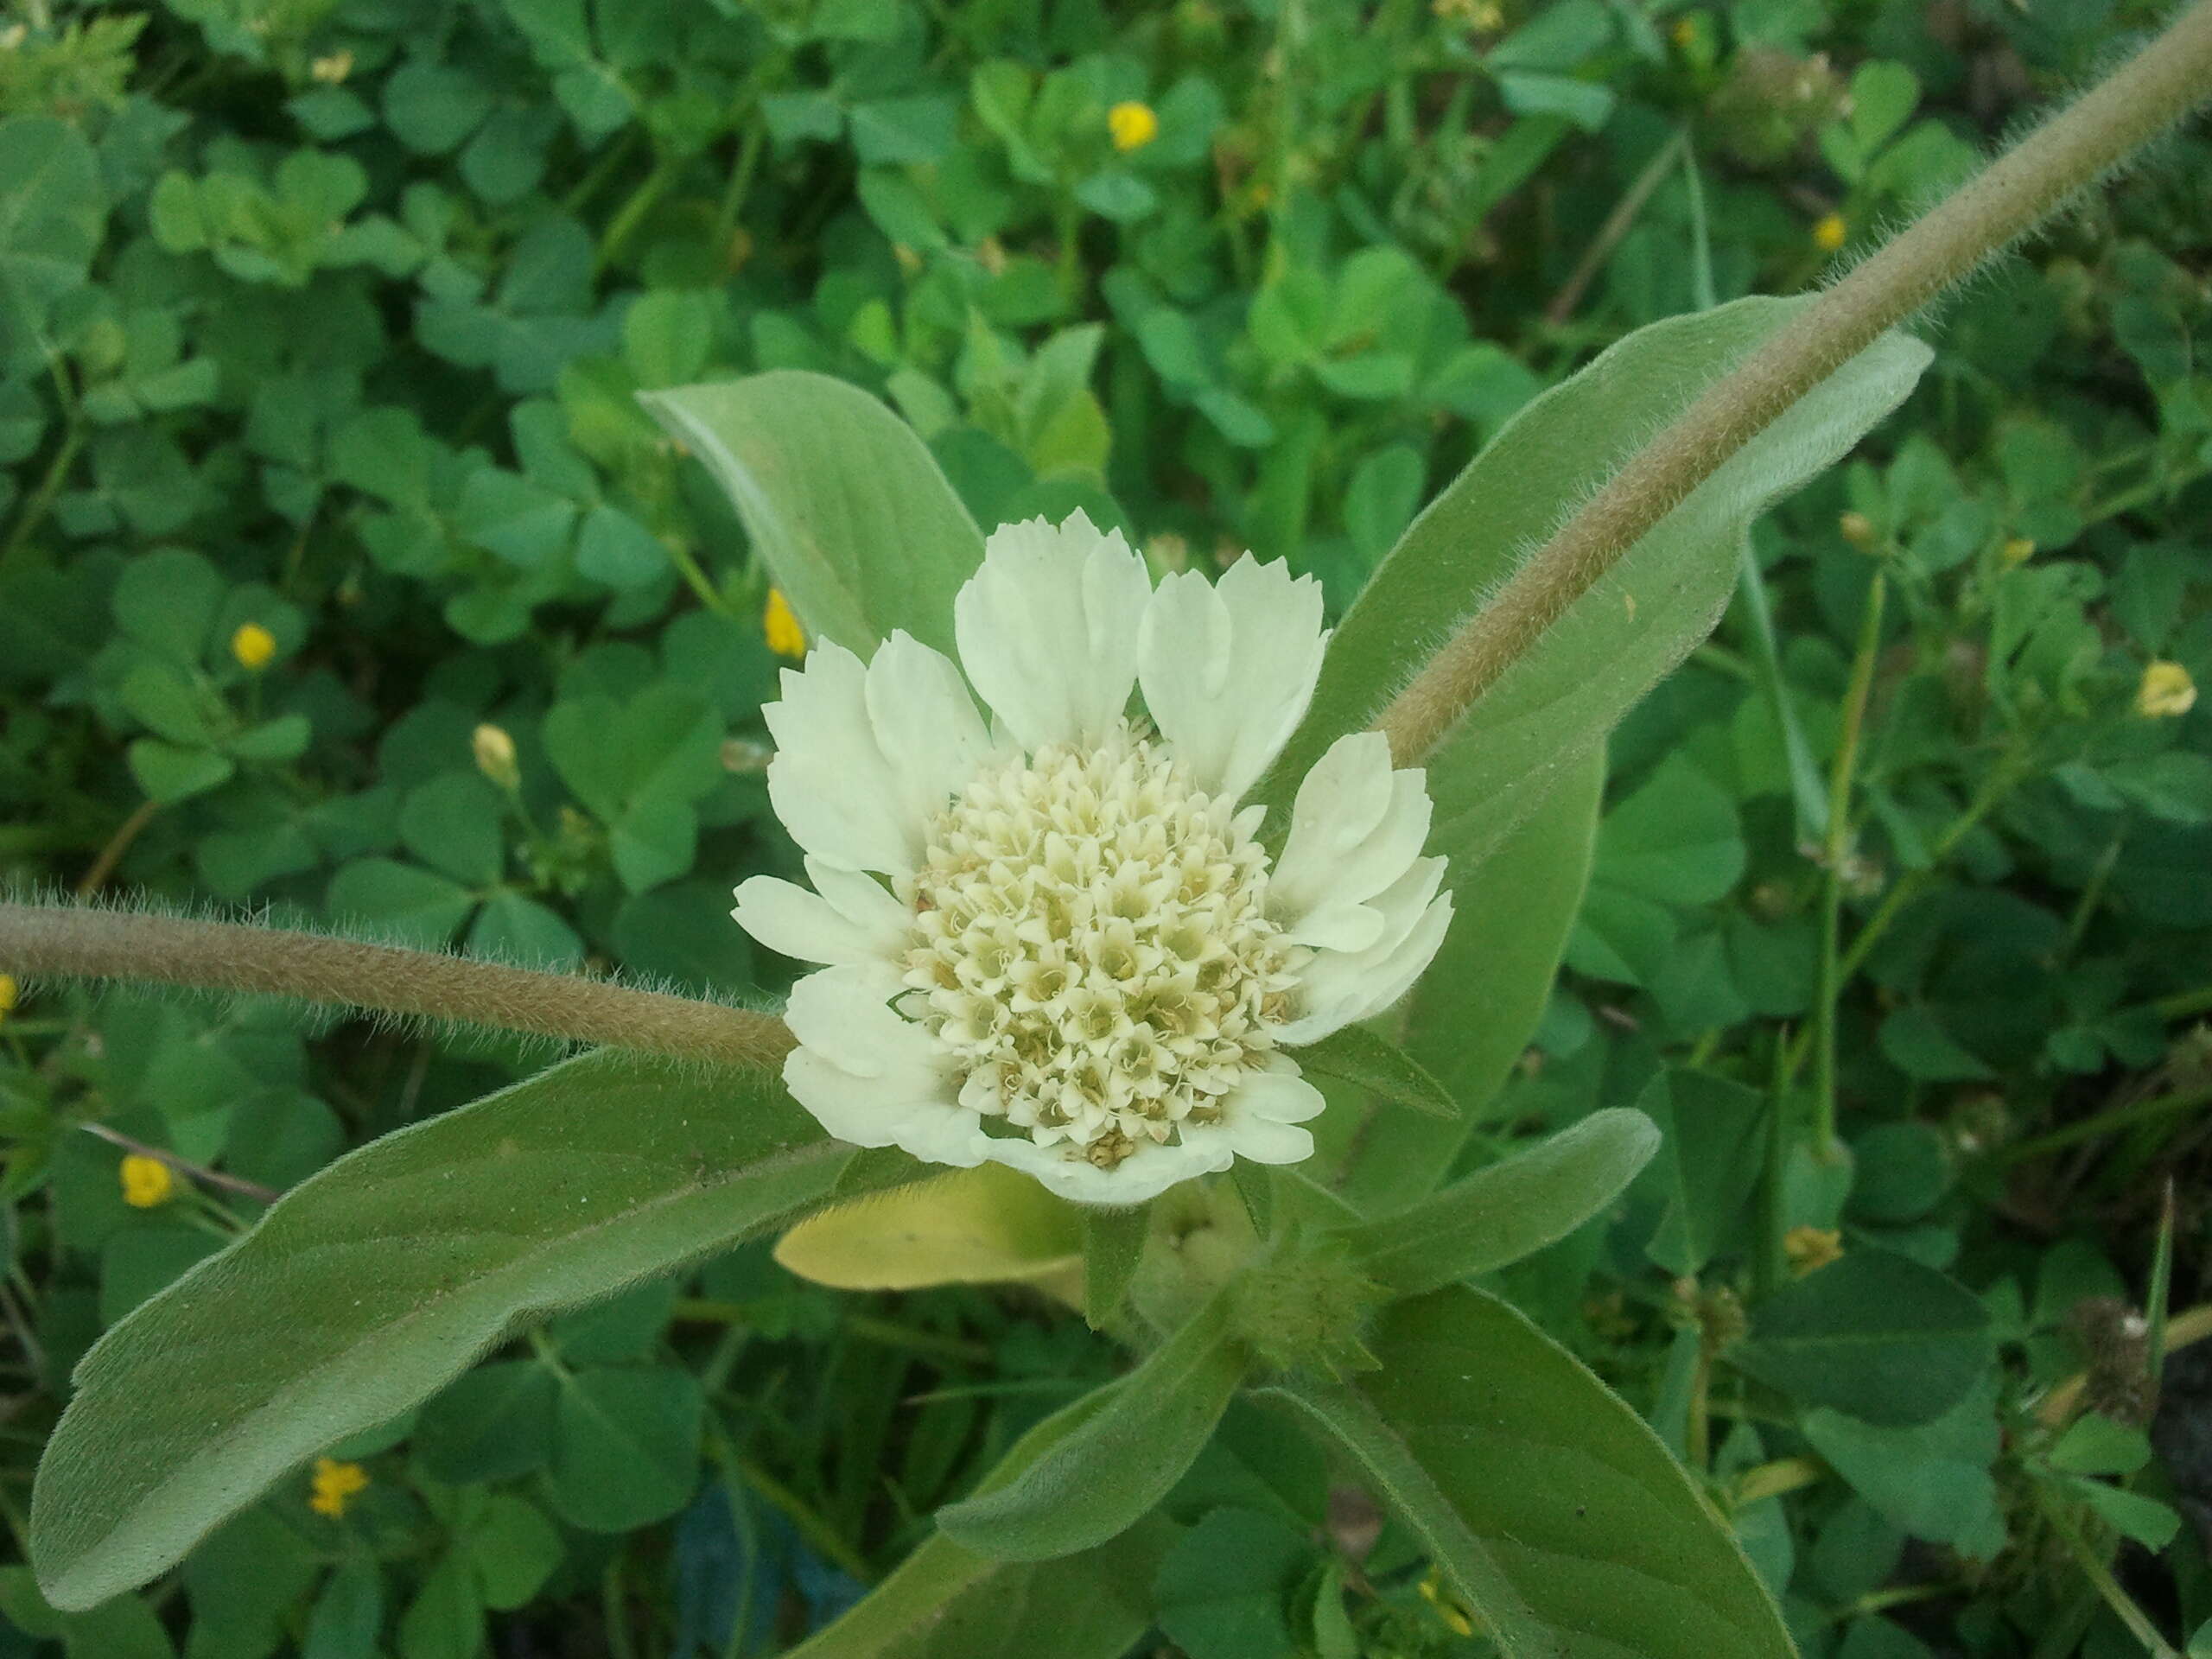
[[32, 1051, 842, 1609]]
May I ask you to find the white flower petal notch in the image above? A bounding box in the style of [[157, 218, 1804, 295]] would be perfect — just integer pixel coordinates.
[[734, 512, 1453, 1206]]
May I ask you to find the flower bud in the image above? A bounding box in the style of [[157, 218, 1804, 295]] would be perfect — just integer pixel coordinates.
[[2138, 660, 2196, 718], [472, 723, 520, 790], [764, 588, 807, 660], [231, 622, 277, 672], [1837, 511, 1877, 550], [1812, 213, 1847, 253], [120, 1154, 175, 1209], [2001, 537, 2036, 566], [1109, 100, 1160, 153]]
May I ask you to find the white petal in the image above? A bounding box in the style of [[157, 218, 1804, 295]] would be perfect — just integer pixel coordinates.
[[865, 632, 995, 830], [1275, 858, 1454, 1046], [1139, 555, 1328, 803], [732, 863, 907, 967], [953, 512, 1150, 753], [782, 966, 986, 1167], [764, 644, 916, 875], [1269, 732, 1435, 951], [982, 1133, 1230, 1207]]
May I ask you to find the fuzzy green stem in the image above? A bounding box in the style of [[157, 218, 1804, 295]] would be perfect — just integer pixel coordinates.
[[1375, 0, 2212, 766], [0, 903, 793, 1071]]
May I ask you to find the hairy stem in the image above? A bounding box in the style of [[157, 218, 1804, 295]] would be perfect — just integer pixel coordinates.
[[1376, 0, 2212, 764], [0, 904, 793, 1070]]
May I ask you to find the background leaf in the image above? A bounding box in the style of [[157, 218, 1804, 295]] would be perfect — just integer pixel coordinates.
[[641, 370, 984, 657]]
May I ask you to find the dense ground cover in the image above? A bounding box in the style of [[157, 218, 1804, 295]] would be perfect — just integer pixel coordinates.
[[0, 0, 2209, 1654]]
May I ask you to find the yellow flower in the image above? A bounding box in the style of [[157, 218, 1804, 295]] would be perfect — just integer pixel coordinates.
[[1813, 213, 1847, 253], [119, 1154, 175, 1210], [1783, 1225, 1843, 1276], [0, 973, 16, 1022], [2001, 537, 2036, 566], [764, 588, 807, 659], [2138, 660, 2197, 718], [1108, 100, 1160, 154], [472, 722, 520, 791], [1420, 1570, 1477, 1637], [309, 1458, 370, 1518], [230, 622, 277, 672]]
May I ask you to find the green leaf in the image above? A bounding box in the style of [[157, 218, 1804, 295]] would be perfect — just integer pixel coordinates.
[[398, 773, 506, 886], [1082, 1205, 1147, 1326], [2045, 1411, 2152, 1478], [127, 738, 234, 804], [2068, 1477, 2179, 1550], [459, 1494, 563, 1610], [785, 1410, 1173, 1659], [30, 1051, 844, 1610], [547, 1366, 703, 1532], [1637, 1071, 1770, 1277], [1591, 759, 1745, 906], [640, 371, 984, 658], [1338, 1109, 1659, 1299], [0, 118, 107, 329], [302, 1558, 384, 1659], [1152, 1507, 1308, 1659], [1266, 1286, 1793, 1659], [937, 1290, 1248, 1560], [1294, 1024, 1456, 1119], [413, 1361, 558, 1484], [1728, 1248, 1993, 1427], [326, 857, 477, 948], [1800, 1379, 2005, 1560], [397, 1550, 480, 1659], [1343, 746, 1604, 1210], [1255, 296, 1930, 867]]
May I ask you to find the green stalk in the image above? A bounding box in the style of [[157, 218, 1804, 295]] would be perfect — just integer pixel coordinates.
[[1812, 571, 1885, 1160], [1376, 0, 2212, 766]]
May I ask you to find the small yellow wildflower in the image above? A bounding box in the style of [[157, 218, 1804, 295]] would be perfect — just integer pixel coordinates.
[[472, 722, 520, 791], [1813, 213, 1847, 253], [1783, 1225, 1844, 1276], [2138, 660, 2197, 718], [1420, 1570, 1478, 1637], [309, 1458, 370, 1518], [310, 49, 354, 84], [764, 588, 807, 659], [230, 622, 277, 672], [1837, 511, 1876, 550], [119, 1154, 175, 1210], [2001, 537, 2036, 567], [1108, 100, 1160, 154], [0, 973, 16, 1022]]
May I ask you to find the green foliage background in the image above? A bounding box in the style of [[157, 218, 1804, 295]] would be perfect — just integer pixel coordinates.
[[0, 0, 2209, 1654]]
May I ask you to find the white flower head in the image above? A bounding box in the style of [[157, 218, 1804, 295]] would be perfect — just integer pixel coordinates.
[[733, 512, 1452, 1205]]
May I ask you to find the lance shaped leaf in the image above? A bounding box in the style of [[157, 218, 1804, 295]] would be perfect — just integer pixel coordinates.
[[1255, 296, 1932, 869], [32, 1050, 844, 1611], [788, 1399, 1174, 1659], [937, 1289, 1247, 1561], [1265, 1286, 1792, 1659], [1339, 1108, 1660, 1298], [641, 370, 984, 658], [1340, 746, 1604, 1211]]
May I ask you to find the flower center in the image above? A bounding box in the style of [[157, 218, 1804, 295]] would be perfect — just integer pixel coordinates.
[[899, 721, 1292, 1171]]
